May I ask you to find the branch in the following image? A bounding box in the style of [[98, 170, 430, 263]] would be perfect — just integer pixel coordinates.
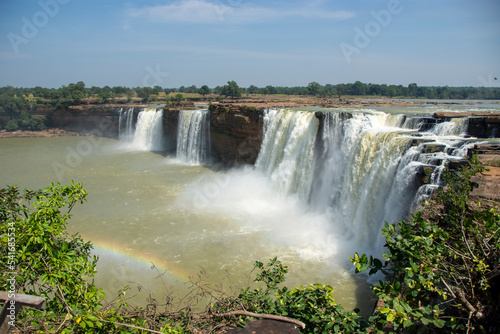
[[452, 287, 485, 321], [99, 319, 165, 334], [208, 310, 306, 330]]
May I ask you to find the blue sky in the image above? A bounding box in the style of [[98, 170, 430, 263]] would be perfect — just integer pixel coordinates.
[[0, 0, 499, 88]]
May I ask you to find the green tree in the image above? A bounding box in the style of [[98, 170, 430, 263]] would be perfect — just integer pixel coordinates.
[[247, 85, 259, 95], [213, 86, 223, 95], [198, 85, 211, 96], [351, 81, 366, 96], [336, 83, 345, 98], [408, 83, 418, 97], [307, 82, 322, 96], [264, 85, 276, 95], [136, 87, 153, 103], [0, 95, 27, 119], [175, 93, 184, 102], [153, 85, 163, 95], [221, 81, 242, 98]]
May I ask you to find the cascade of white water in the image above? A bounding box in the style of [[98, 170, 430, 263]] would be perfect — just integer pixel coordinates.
[[255, 109, 319, 201], [118, 107, 124, 133], [119, 107, 135, 141], [308, 111, 416, 253], [176, 109, 211, 164], [402, 116, 425, 130], [408, 139, 472, 211], [130, 108, 164, 151], [430, 117, 469, 136], [255, 108, 471, 257]]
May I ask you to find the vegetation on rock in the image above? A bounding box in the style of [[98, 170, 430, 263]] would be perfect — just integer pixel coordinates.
[[4, 110, 46, 131]]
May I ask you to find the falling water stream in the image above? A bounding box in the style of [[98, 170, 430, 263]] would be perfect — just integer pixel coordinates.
[[176, 109, 211, 164]]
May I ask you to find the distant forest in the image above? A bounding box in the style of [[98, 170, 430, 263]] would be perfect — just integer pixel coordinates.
[[1, 80, 499, 114]]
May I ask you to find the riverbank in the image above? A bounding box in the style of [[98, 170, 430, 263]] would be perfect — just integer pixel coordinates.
[[0, 128, 81, 138]]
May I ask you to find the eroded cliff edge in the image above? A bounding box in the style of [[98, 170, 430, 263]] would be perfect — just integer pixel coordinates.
[[209, 104, 263, 166]]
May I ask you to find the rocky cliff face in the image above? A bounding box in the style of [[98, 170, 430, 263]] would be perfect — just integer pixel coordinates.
[[209, 104, 264, 166], [467, 116, 500, 138], [48, 109, 119, 138], [163, 109, 180, 153]]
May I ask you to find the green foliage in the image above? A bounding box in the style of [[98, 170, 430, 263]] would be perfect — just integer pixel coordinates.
[[350, 156, 500, 333], [221, 81, 242, 98], [198, 85, 211, 96], [307, 82, 323, 96], [0, 182, 184, 333], [0, 94, 28, 118], [214, 258, 364, 333], [4, 111, 46, 131], [5, 119, 19, 131], [174, 93, 184, 102]]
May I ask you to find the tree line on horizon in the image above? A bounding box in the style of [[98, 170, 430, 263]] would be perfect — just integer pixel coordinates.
[[0, 80, 499, 116]]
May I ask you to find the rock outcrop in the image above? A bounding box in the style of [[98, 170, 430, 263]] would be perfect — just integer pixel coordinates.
[[209, 104, 264, 166], [163, 109, 180, 153], [48, 109, 119, 138]]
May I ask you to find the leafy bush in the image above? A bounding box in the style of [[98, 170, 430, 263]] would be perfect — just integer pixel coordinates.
[[29, 115, 46, 130], [213, 258, 365, 333], [3, 112, 47, 131], [5, 119, 19, 131], [0, 182, 184, 333]]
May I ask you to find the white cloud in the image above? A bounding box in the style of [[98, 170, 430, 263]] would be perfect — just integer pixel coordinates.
[[125, 0, 355, 24]]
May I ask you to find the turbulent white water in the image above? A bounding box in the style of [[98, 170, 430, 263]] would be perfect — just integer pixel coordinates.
[[123, 108, 164, 151], [176, 109, 211, 164], [255, 109, 319, 200], [253, 108, 473, 257], [430, 117, 469, 136]]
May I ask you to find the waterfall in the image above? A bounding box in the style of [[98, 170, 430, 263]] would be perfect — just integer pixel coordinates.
[[119, 107, 135, 141], [255, 109, 319, 201], [430, 118, 469, 136], [130, 108, 164, 151], [255, 108, 469, 256], [308, 111, 416, 252], [176, 109, 211, 164]]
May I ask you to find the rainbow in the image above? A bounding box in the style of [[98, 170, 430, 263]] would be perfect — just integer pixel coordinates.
[[88, 238, 191, 283]]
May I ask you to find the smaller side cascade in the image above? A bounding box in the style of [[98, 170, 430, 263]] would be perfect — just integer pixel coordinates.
[[177, 109, 211, 165]]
